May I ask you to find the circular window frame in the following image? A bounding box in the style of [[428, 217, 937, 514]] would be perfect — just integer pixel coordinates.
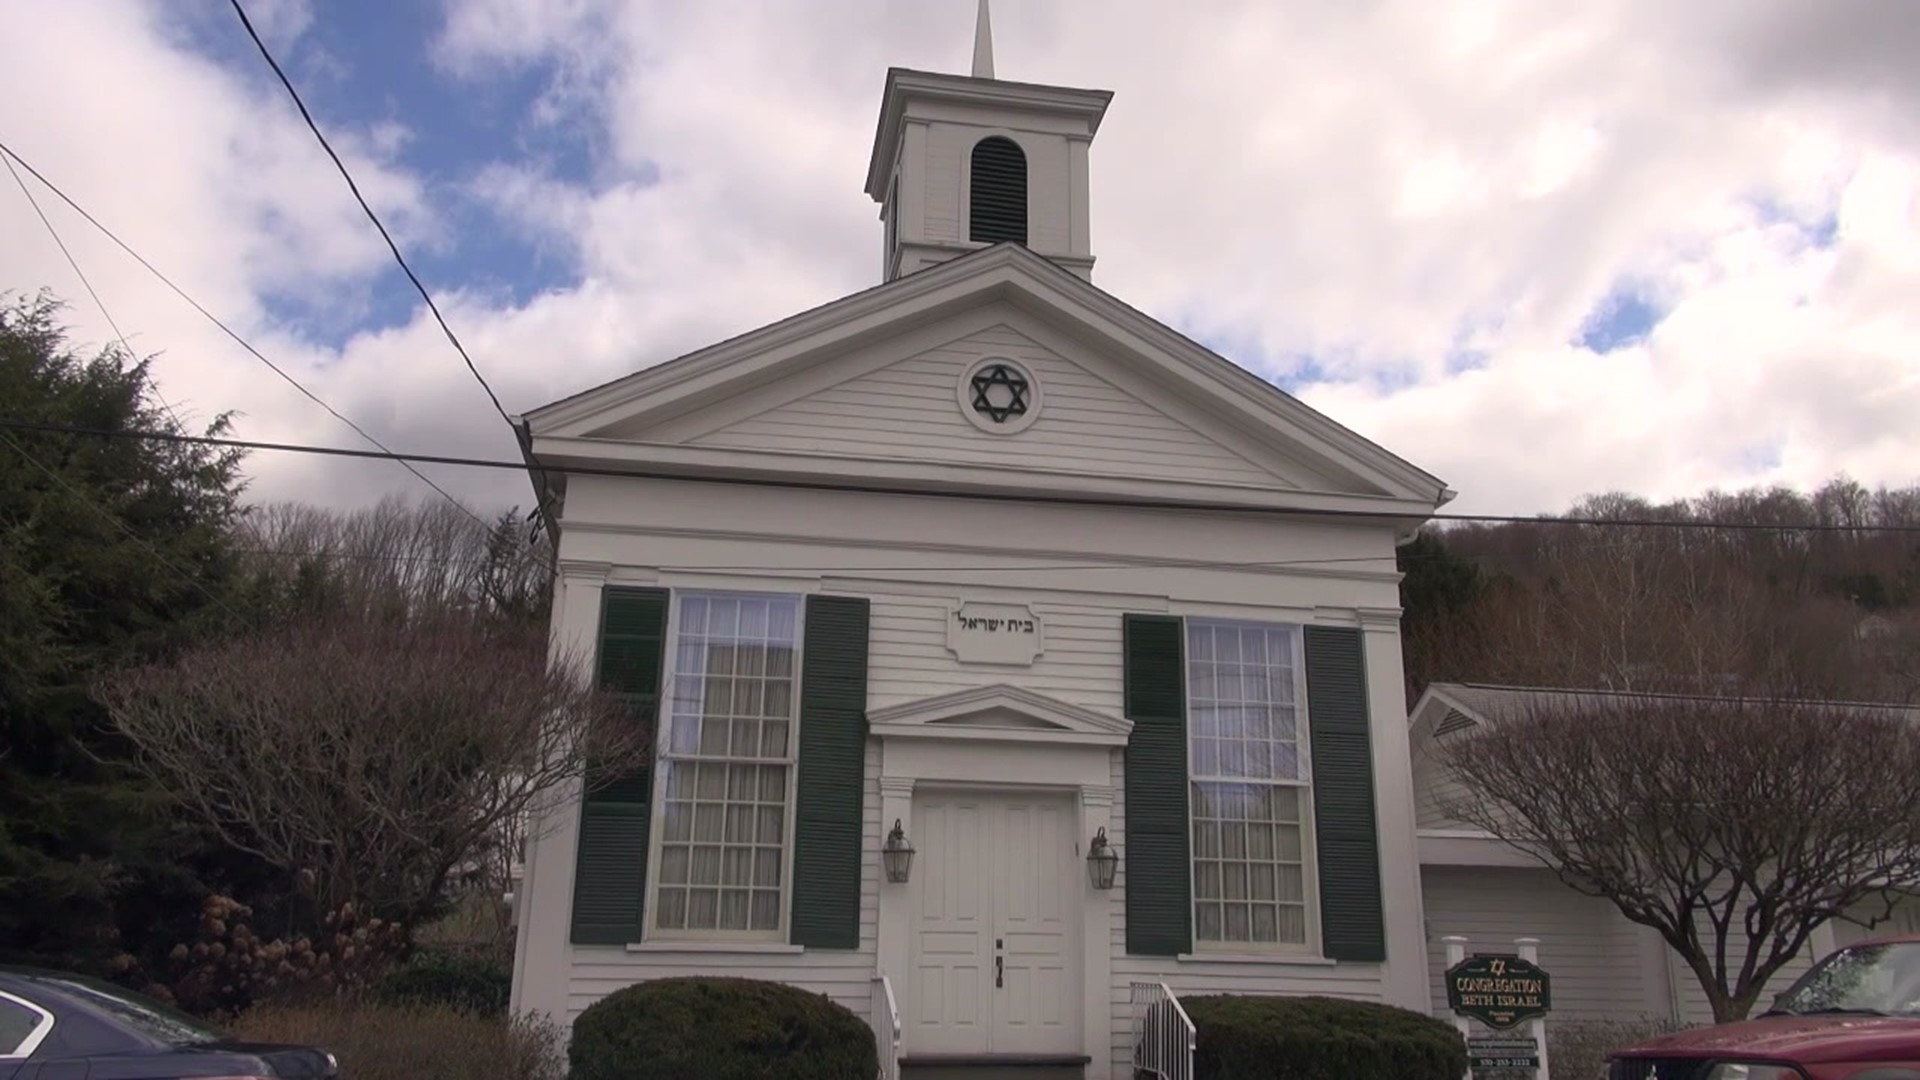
[[957, 356, 1042, 435]]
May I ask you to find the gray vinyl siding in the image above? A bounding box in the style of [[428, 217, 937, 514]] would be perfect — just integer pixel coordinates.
[[1422, 865, 1658, 1023]]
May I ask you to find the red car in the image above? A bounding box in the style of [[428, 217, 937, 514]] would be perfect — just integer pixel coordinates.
[[1608, 935, 1920, 1080]]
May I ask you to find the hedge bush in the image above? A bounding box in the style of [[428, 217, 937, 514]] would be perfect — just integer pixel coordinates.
[[1181, 994, 1468, 1080], [373, 950, 511, 1017], [230, 1001, 562, 1080], [568, 976, 879, 1080]]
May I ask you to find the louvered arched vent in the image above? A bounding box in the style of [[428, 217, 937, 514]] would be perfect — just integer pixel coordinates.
[[969, 136, 1028, 245]]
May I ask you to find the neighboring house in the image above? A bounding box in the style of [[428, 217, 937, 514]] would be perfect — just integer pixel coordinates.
[[1409, 681, 1920, 1028], [505, 24, 1453, 1080]]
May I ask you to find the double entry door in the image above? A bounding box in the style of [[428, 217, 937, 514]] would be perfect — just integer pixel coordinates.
[[907, 789, 1080, 1057]]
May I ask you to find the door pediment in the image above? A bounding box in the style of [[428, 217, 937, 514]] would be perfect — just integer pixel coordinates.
[[868, 684, 1131, 747]]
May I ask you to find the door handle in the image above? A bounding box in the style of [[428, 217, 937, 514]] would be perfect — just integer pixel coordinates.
[[995, 953, 1003, 988]]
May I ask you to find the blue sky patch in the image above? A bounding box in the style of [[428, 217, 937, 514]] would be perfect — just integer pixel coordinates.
[[178, 0, 610, 346], [1576, 281, 1666, 353]]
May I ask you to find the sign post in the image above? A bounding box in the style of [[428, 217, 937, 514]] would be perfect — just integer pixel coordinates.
[[1517, 938, 1550, 1080], [1442, 934, 1472, 1080], [1444, 936, 1553, 1077]]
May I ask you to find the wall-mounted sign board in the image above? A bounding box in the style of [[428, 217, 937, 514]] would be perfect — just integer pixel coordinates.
[[947, 602, 1043, 665]]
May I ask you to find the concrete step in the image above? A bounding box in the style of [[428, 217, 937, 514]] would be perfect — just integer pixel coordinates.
[[899, 1052, 1089, 1080]]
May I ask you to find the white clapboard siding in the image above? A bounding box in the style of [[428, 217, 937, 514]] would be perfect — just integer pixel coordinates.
[[562, 742, 883, 1022], [1423, 866, 1659, 1023], [866, 594, 1125, 716], [1104, 754, 1389, 1078], [692, 326, 1291, 489]]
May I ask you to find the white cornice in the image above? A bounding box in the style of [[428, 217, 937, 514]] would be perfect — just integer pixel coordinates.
[[865, 67, 1113, 200], [534, 434, 1441, 521], [867, 683, 1131, 747], [525, 243, 1450, 514]]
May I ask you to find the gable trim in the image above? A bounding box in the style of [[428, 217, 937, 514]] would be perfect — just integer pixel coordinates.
[[866, 683, 1132, 747], [524, 245, 1450, 513], [530, 433, 1445, 520]]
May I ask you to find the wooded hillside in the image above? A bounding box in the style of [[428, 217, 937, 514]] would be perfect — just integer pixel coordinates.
[[1401, 481, 1920, 702]]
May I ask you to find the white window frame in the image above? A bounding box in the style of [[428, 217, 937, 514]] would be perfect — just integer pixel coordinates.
[[0, 989, 55, 1061], [1184, 617, 1322, 955], [643, 589, 805, 944]]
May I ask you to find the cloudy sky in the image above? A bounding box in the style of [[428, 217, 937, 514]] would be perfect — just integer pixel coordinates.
[[3, 0, 1917, 517]]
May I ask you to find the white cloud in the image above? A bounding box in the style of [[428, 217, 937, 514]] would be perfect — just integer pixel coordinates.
[[4, 0, 1919, 520]]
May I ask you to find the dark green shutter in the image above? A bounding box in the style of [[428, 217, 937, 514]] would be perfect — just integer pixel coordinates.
[[569, 587, 667, 946], [1123, 614, 1191, 956], [1304, 625, 1384, 962], [790, 595, 870, 948]]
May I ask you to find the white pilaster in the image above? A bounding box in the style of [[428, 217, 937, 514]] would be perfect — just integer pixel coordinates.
[[509, 560, 610, 1024], [1359, 605, 1428, 1011], [875, 773, 917, 1034], [1079, 783, 1115, 1080]]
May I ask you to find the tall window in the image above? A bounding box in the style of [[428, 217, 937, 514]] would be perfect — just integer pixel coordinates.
[[653, 592, 801, 937], [968, 135, 1028, 245], [1186, 619, 1312, 948]]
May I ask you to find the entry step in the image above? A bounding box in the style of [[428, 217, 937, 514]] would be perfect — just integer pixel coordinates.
[[899, 1052, 1090, 1080]]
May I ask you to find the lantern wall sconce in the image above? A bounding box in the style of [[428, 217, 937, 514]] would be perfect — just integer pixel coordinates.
[[1086, 826, 1118, 890], [883, 819, 915, 884]]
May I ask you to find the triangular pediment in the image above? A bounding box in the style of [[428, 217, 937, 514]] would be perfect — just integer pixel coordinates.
[[867, 683, 1131, 746], [524, 244, 1450, 518]]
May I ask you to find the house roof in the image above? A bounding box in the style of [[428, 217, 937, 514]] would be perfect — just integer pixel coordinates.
[[521, 242, 1454, 521], [1413, 681, 1920, 735]]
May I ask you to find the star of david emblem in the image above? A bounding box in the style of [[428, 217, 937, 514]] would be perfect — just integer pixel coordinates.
[[968, 363, 1030, 424]]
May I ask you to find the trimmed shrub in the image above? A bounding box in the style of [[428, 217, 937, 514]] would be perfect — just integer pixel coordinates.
[[1184, 994, 1468, 1080], [229, 1001, 562, 1080], [1547, 1016, 1690, 1080], [373, 950, 511, 1017], [568, 976, 879, 1080]]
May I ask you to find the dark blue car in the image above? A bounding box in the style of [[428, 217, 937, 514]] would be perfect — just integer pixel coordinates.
[[0, 967, 338, 1079]]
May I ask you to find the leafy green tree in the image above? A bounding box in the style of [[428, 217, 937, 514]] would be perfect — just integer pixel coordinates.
[[0, 290, 260, 970]]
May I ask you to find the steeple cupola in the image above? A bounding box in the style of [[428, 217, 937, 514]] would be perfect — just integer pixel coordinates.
[[865, 0, 1113, 283]]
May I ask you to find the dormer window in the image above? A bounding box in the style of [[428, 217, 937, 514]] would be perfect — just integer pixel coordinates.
[[968, 136, 1027, 245]]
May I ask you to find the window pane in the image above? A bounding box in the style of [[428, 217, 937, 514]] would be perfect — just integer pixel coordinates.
[[657, 888, 687, 930], [656, 592, 802, 935], [1191, 775, 1308, 947], [721, 889, 750, 931], [751, 889, 781, 931]]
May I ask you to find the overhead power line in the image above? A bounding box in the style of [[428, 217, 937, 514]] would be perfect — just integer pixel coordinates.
[[11, 417, 1920, 536], [2, 151, 187, 432], [0, 138, 486, 528], [227, 0, 513, 433], [0, 428, 245, 622]]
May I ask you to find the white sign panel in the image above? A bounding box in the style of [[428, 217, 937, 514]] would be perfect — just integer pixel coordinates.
[[947, 602, 1043, 666]]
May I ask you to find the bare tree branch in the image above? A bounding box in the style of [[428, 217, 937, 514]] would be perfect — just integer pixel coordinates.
[[94, 611, 646, 925], [1439, 690, 1920, 1021]]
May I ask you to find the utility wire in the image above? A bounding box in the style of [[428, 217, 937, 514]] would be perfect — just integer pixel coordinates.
[[13, 417, 1920, 536], [0, 138, 486, 528], [0, 427, 246, 622], [2, 151, 187, 432], [227, 0, 513, 433]]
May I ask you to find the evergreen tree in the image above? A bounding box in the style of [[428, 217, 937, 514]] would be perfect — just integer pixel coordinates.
[[0, 290, 260, 969]]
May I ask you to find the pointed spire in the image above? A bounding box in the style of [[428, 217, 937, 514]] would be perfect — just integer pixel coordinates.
[[971, 0, 995, 79]]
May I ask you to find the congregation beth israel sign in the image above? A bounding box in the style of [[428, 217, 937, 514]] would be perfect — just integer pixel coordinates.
[[1446, 953, 1553, 1030]]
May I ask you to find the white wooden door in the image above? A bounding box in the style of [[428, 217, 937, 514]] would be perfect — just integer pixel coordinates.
[[908, 790, 1079, 1056]]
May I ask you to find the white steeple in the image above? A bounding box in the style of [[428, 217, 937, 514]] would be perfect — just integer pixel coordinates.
[[865, 4, 1113, 283], [972, 0, 994, 79]]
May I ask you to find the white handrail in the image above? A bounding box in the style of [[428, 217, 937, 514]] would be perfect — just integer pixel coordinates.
[[1130, 981, 1195, 1080], [872, 972, 902, 1080]]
